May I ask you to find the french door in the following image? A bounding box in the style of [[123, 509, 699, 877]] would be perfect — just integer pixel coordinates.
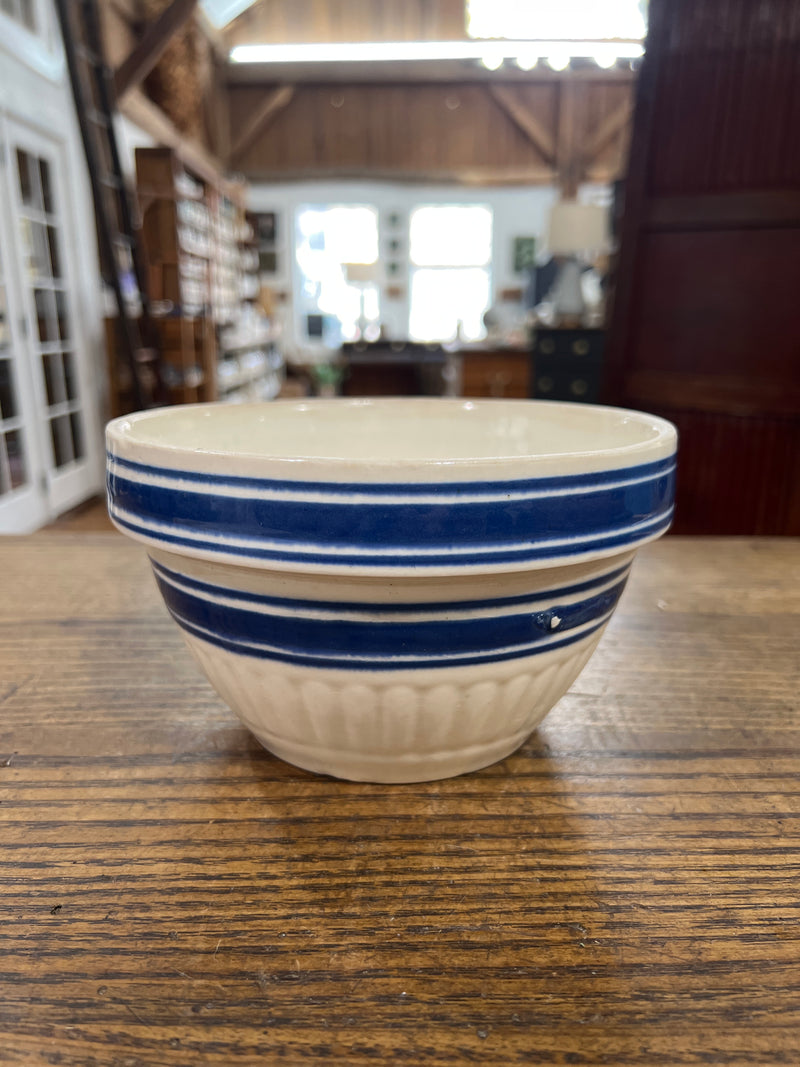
[[0, 114, 102, 531]]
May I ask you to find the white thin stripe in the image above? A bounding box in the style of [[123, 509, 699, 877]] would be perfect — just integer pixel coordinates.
[[110, 502, 673, 556], [107, 458, 675, 504], [171, 606, 614, 664], [154, 565, 630, 623]]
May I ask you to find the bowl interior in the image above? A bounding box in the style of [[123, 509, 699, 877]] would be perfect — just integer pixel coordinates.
[[107, 398, 676, 479]]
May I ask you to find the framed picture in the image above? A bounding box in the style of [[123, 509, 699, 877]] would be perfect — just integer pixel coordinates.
[[257, 212, 278, 244], [259, 250, 278, 274], [513, 236, 537, 274]]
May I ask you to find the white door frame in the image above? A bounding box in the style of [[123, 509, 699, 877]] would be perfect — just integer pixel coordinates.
[[0, 0, 105, 532]]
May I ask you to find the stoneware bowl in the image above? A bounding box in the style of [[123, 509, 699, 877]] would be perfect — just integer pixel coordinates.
[[106, 398, 677, 782]]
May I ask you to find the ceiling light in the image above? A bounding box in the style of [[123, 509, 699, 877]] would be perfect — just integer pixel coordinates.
[[515, 52, 538, 71], [546, 53, 570, 71], [593, 44, 619, 68], [230, 40, 645, 65]]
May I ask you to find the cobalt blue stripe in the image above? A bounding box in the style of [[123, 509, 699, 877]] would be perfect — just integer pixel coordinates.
[[165, 602, 613, 671], [150, 557, 631, 614], [154, 573, 626, 661], [107, 450, 677, 496], [113, 508, 673, 566], [108, 468, 675, 550]]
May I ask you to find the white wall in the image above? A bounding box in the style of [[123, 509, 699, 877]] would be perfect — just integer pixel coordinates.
[[248, 180, 560, 356], [249, 179, 610, 356]]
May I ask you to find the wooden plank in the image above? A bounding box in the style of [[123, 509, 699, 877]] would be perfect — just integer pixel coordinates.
[[114, 0, 199, 99], [645, 190, 800, 229], [230, 164, 558, 185], [120, 88, 233, 192], [555, 79, 579, 196], [585, 98, 633, 162], [2, 534, 800, 1061], [229, 84, 296, 163], [488, 85, 556, 165]]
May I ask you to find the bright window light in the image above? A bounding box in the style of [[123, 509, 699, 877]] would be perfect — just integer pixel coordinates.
[[467, 0, 646, 41], [409, 205, 493, 343], [410, 268, 491, 343], [410, 205, 492, 268], [295, 205, 380, 345]]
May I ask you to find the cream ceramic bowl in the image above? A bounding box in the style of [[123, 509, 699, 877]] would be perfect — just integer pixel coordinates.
[[106, 398, 677, 782]]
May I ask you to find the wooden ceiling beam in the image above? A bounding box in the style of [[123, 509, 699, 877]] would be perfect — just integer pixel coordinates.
[[114, 0, 199, 99], [488, 85, 556, 166], [585, 98, 634, 162], [229, 84, 296, 163]]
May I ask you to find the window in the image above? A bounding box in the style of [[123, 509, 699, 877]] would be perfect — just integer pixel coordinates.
[[14, 147, 84, 470], [0, 0, 36, 32], [408, 205, 492, 343], [466, 0, 646, 41], [295, 205, 380, 345]]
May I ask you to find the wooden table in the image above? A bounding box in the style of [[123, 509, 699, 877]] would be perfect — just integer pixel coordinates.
[[2, 534, 799, 1065]]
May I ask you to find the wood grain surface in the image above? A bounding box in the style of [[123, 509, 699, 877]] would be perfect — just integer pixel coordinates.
[[1, 534, 799, 1066]]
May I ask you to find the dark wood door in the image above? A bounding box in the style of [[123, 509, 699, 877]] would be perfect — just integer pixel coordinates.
[[605, 0, 800, 534]]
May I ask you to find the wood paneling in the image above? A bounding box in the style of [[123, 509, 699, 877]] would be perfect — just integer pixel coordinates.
[[4, 534, 800, 1064], [605, 0, 800, 535], [228, 79, 633, 184], [225, 0, 467, 47]]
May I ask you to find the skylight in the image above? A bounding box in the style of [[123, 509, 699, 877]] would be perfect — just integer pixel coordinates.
[[467, 0, 647, 41], [200, 0, 258, 30]]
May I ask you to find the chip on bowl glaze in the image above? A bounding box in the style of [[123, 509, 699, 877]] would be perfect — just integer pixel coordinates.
[[106, 398, 677, 782]]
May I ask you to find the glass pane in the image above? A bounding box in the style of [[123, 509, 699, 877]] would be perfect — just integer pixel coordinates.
[[69, 411, 84, 461], [63, 351, 78, 401], [50, 415, 72, 468], [55, 290, 69, 340], [0, 286, 8, 346], [34, 288, 56, 342], [409, 206, 492, 267], [21, 0, 36, 32], [409, 267, 491, 342], [0, 359, 17, 420], [46, 227, 61, 279], [21, 220, 51, 279], [42, 352, 63, 407], [39, 158, 52, 213], [16, 148, 34, 207], [0, 434, 7, 496], [5, 429, 26, 489]]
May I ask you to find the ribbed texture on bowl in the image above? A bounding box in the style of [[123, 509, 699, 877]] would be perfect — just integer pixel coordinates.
[[152, 550, 624, 781]]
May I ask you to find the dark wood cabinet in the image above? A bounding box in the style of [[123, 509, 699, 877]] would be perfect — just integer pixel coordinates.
[[605, 0, 800, 534], [459, 348, 531, 398], [532, 328, 605, 403]]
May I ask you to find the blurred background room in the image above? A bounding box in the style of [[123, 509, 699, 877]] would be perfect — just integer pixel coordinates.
[[0, 0, 797, 537]]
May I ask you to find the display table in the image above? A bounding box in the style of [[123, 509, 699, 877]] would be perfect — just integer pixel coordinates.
[[1, 534, 798, 1065]]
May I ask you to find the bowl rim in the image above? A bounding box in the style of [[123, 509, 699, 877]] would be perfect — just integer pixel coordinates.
[[106, 397, 677, 483]]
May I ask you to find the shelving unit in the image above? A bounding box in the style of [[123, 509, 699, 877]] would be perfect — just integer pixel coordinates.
[[105, 147, 282, 416]]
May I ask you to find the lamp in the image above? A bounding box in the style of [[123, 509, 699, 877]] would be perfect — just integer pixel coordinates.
[[343, 262, 380, 340], [547, 201, 609, 326]]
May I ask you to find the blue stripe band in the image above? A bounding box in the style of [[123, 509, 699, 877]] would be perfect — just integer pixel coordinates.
[[150, 557, 631, 614], [108, 470, 675, 560], [114, 508, 672, 567], [154, 565, 624, 671], [108, 451, 676, 496]]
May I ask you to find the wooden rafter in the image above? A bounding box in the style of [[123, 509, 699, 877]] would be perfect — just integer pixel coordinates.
[[555, 79, 579, 197], [114, 0, 199, 99], [488, 85, 556, 166], [230, 85, 296, 163], [585, 99, 634, 163]]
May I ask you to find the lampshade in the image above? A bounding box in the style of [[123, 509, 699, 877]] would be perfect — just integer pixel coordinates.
[[547, 201, 609, 256], [344, 262, 380, 283]]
